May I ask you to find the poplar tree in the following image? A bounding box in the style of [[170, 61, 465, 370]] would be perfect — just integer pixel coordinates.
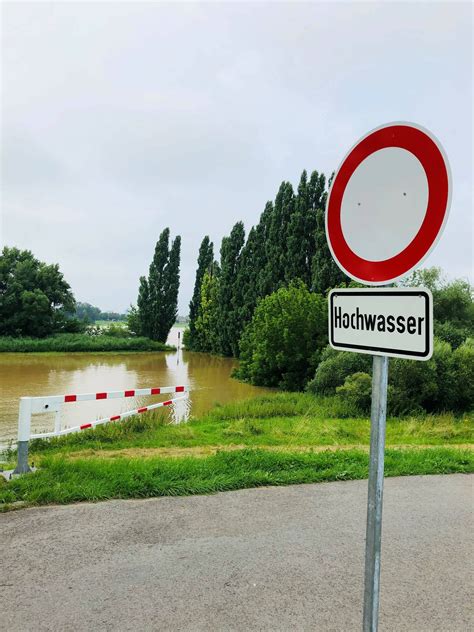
[[194, 267, 220, 352], [261, 182, 295, 296], [160, 235, 181, 341], [216, 221, 245, 356], [188, 236, 214, 349], [286, 170, 311, 285], [234, 226, 264, 346], [136, 228, 181, 343], [311, 173, 347, 293], [189, 167, 349, 357]]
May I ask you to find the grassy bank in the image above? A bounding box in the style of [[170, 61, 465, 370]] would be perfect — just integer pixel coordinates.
[[25, 393, 474, 456], [1, 448, 472, 509], [0, 334, 174, 353], [1, 393, 472, 510]]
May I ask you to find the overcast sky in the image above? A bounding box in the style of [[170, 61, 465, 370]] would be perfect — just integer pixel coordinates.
[[1, 1, 472, 313]]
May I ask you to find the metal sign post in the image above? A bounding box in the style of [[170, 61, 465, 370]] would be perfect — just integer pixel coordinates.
[[363, 354, 389, 632], [324, 122, 451, 631]]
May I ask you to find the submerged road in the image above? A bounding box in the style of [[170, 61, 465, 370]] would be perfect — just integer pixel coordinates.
[[1, 474, 472, 631]]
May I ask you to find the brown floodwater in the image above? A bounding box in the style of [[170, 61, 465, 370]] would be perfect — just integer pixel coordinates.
[[0, 329, 269, 445]]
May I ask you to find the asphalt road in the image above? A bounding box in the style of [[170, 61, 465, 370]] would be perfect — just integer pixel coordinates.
[[1, 474, 472, 631]]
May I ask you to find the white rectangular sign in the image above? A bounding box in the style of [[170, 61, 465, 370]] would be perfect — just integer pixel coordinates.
[[328, 288, 433, 360]]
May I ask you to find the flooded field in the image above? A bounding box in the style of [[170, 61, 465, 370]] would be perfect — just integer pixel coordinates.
[[0, 329, 268, 445]]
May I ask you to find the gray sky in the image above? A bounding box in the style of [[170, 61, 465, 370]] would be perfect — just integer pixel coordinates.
[[1, 1, 472, 313]]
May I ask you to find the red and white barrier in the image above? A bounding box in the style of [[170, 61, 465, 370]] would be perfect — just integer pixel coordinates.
[[14, 385, 189, 474]]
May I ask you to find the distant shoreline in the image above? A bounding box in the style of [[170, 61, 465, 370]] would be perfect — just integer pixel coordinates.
[[0, 334, 175, 354]]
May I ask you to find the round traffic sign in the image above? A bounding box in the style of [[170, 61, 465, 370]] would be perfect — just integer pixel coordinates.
[[325, 122, 451, 285]]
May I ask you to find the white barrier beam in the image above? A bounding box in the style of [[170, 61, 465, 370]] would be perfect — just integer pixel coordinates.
[[13, 386, 190, 474]]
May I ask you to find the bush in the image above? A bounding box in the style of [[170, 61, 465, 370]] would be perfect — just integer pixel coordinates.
[[182, 328, 191, 349], [235, 282, 328, 390], [389, 354, 438, 415], [307, 347, 371, 395], [0, 246, 76, 337], [61, 317, 87, 334], [434, 321, 471, 350], [311, 339, 474, 414], [452, 339, 474, 410], [101, 323, 131, 338], [336, 372, 372, 413]]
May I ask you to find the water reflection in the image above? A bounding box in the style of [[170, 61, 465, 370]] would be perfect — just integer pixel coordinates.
[[0, 330, 269, 443]]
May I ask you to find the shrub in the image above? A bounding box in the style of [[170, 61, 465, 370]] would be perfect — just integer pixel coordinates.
[[235, 281, 327, 390], [452, 339, 474, 410], [389, 354, 438, 415], [182, 328, 191, 349], [429, 339, 457, 411], [102, 323, 131, 338], [435, 321, 470, 350], [336, 372, 372, 413], [307, 347, 371, 395], [311, 339, 474, 414]]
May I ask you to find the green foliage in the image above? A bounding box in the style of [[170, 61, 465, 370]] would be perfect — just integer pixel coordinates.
[[187, 236, 214, 349], [236, 282, 327, 390], [190, 169, 346, 356], [75, 302, 101, 322], [306, 269, 474, 412], [217, 222, 246, 356], [389, 353, 439, 415], [311, 173, 348, 294], [100, 323, 131, 338], [311, 338, 474, 414], [2, 448, 472, 509], [452, 339, 474, 411], [136, 229, 181, 342], [75, 302, 127, 323], [336, 372, 372, 413], [194, 269, 220, 352], [19, 391, 473, 459], [126, 304, 141, 335], [182, 327, 191, 348], [402, 267, 474, 334], [307, 347, 371, 395], [435, 321, 471, 349], [0, 333, 172, 353], [0, 246, 76, 337]]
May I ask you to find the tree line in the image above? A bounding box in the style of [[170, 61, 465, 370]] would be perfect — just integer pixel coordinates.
[[0, 237, 182, 344], [186, 169, 347, 356], [0, 247, 77, 338], [75, 302, 127, 323], [128, 228, 181, 342]]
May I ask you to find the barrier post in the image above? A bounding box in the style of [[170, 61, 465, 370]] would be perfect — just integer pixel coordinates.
[[13, 397, 32, 474]]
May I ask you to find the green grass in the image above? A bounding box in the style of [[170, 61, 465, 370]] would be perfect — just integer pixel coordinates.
[[1, 392, 471, 510], [1, 448, 472, 509], [23, 393, 474, 456], [0, 333, 174, 353]]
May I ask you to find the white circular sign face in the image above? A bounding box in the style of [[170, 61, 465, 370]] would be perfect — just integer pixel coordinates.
[[340, 147, 429, 261], [325, 122, 451, 285]]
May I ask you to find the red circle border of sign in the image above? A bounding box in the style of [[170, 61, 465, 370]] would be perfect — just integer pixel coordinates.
[[326, 123, 451, 284]]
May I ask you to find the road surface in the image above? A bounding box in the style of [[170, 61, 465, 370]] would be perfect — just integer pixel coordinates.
[[1, 474, 472, 631]]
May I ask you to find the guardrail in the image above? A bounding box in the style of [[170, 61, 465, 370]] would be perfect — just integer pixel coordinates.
[[13, 385, 189, 475]]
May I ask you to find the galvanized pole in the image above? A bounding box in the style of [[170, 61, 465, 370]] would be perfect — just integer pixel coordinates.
[[13, 398, 32, 474], [363, 354, 389, 632]]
